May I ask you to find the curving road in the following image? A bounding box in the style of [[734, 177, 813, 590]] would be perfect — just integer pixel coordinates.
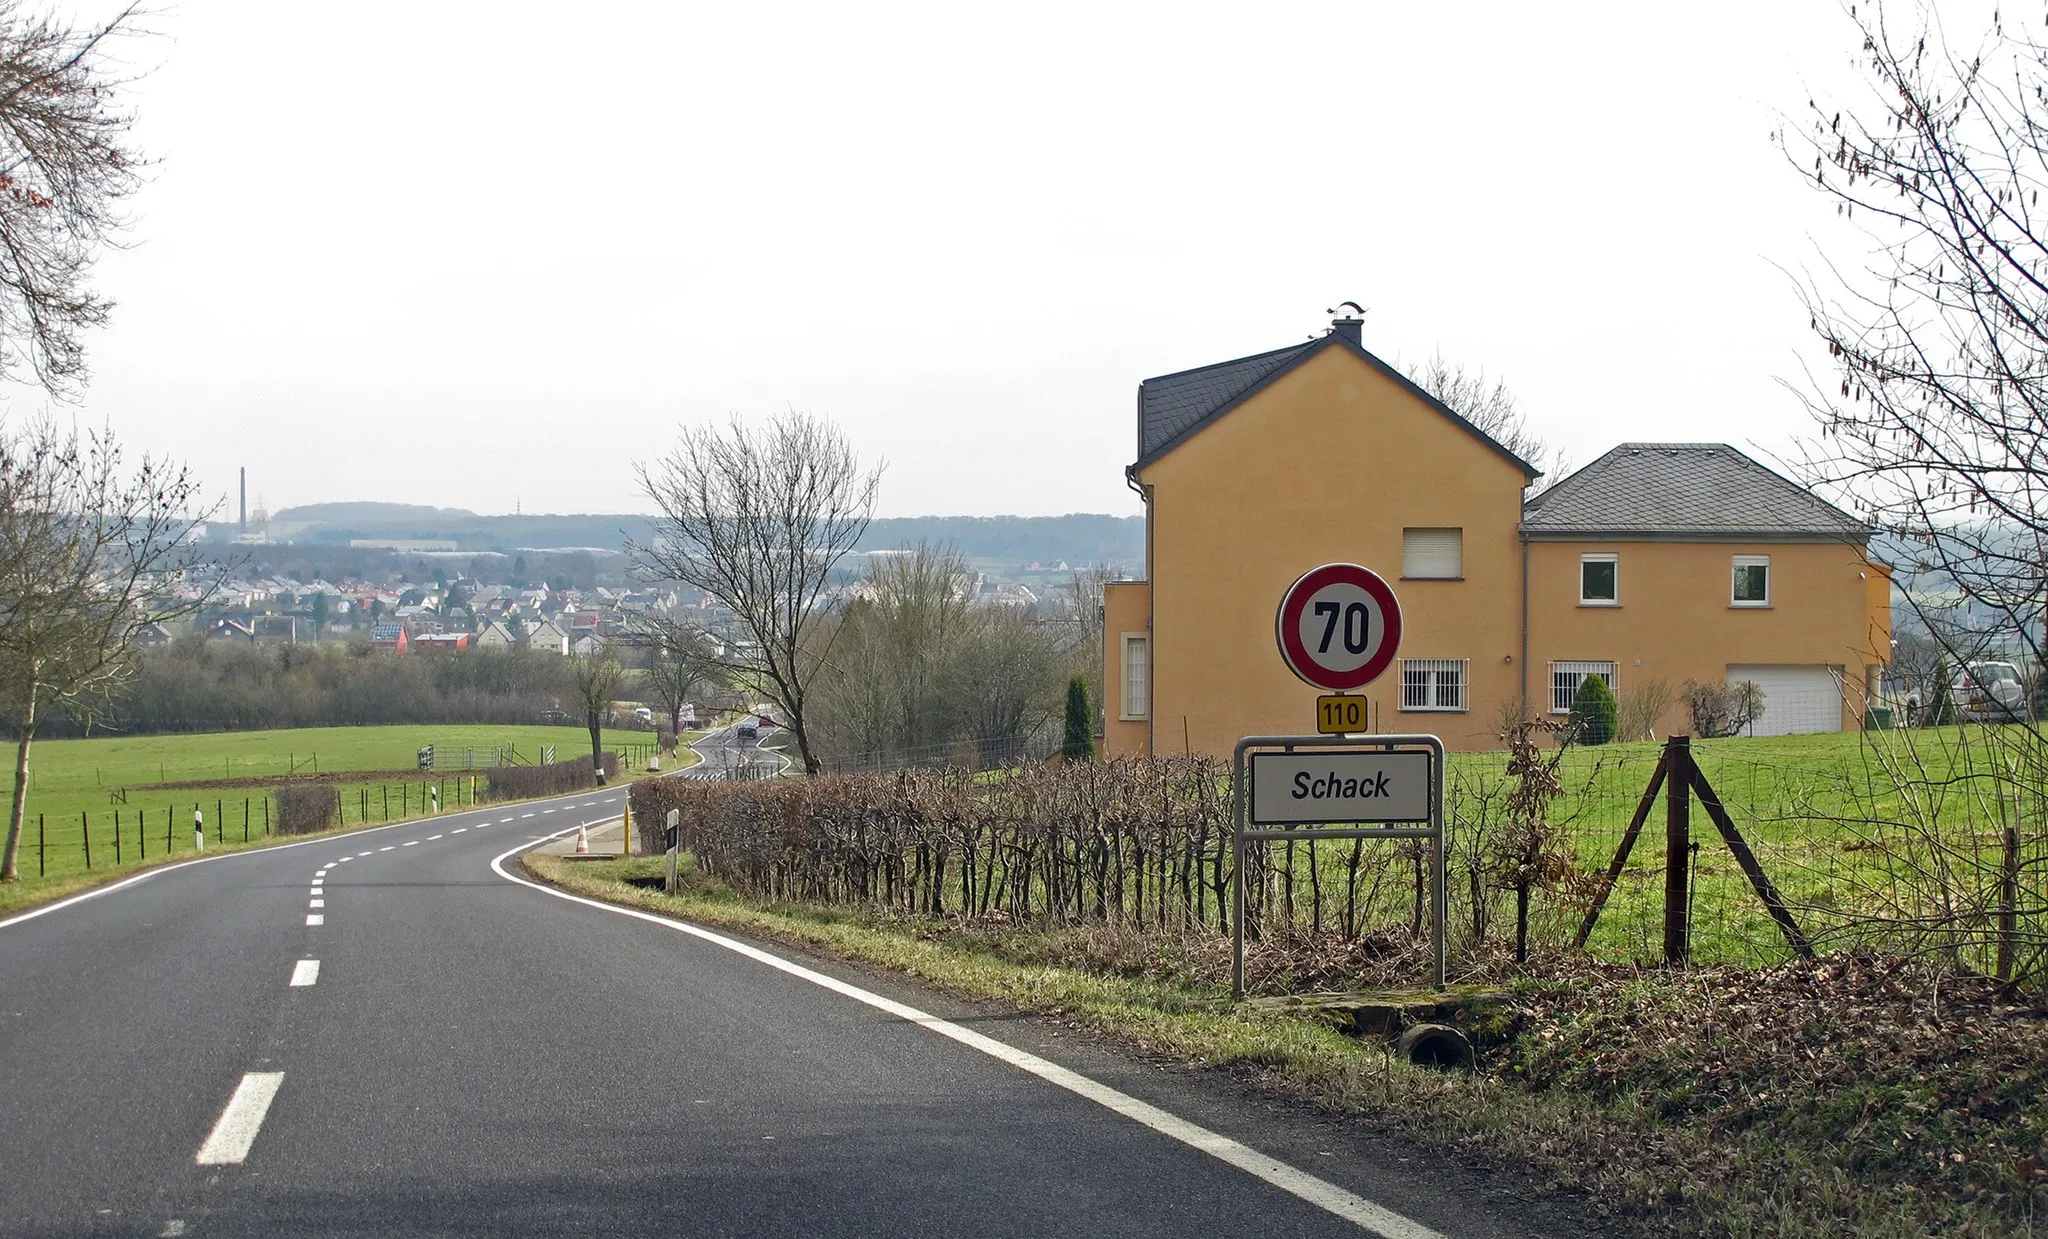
[[0, 776, 1603, 1239]]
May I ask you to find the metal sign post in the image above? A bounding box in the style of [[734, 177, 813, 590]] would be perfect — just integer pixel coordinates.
[[1231, 733, 1446, 998]]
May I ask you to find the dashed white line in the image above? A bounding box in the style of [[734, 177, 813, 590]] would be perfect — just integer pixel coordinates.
[[356, 851, 372, 857], [451, 827, 467, 834], [290, 960, 319, 987], [379, 846, 395, 852], [308, 899, 324, 909], [403, 840, 419, 847], [498, 817, 514, 823], [428, 834, 443, 841], [305, 914, 323, 926], [521, 813, 535, 819], [540, 809, 555, 815], [308, 888, 321, 897], [195, 1072, 285, 1165]]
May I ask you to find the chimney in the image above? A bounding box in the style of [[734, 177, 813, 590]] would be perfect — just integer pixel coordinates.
[[1329, 302, 1363, 347], [239, 467, 247, 532]]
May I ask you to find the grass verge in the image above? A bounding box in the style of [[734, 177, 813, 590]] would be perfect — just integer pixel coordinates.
[[524, 851, 2048, 1239]]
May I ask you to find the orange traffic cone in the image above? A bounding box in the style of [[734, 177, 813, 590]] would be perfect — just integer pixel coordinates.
[[575, 823, 589, 854]]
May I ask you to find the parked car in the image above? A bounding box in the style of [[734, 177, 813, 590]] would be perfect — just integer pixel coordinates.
[[1951, 661, 2029, 721]]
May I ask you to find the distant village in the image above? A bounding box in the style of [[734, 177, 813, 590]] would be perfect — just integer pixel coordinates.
[[159, 557, 1097, 659]]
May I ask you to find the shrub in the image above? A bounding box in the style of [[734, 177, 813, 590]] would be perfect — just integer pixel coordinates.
[[275, 783, 340, 834], [1614, 677, 1672, 743], [1061, 676, 1094, 762], [1569, 674, 1618, 745], [485, 752, 617, 801], [1682, 679, 1766, 738]]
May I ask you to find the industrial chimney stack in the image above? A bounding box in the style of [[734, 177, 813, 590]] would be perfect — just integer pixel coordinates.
[[239, 467, 247, 533]]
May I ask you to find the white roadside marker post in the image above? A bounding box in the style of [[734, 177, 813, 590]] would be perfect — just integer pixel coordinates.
[[193, 807, 204, 853]]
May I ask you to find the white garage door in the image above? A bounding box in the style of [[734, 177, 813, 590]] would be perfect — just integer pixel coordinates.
[[1727, 665, 1844, 735]]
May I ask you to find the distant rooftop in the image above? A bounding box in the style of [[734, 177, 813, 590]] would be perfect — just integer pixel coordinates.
[[1520, 443, 1870, 541]]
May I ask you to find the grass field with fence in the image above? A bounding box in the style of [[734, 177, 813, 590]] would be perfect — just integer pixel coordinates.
[[1, 724, 695, 900], [636, 723, 2048, 989]]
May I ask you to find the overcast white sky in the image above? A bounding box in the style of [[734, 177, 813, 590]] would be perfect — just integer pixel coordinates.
[[42, 1, 1885, 519]]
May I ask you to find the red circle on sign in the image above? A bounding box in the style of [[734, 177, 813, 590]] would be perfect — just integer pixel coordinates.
[[1275, 563, 1403, 692]]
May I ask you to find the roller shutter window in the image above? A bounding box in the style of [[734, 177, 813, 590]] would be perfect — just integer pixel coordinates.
[[1402, 528, 1463, 579]]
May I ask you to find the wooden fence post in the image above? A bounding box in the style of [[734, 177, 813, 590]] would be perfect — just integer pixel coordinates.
[[1664, 736, 1691, 964]]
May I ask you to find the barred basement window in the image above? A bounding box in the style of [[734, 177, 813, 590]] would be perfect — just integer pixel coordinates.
[[1551, 660, 1617, 714], [1401, 658, 1467, 712]]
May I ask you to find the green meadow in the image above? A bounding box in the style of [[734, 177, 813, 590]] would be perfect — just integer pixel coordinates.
[[0, 724, 691, 910]]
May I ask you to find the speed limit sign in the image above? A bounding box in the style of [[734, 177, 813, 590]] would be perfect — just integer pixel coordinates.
[[1275, 563, 1403, 692]]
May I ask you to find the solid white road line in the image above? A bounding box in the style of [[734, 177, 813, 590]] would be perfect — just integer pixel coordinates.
[[290, 960, 319, 987], [305, 914, 323, 926], [490, 832, 1446, 1239], [195, 1072, 285, 1165]]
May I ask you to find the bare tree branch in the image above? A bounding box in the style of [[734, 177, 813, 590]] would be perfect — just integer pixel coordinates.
[[629, 411, 882, 775]]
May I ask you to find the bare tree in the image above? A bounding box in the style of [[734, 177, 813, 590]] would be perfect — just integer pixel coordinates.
[[1064, 561, 1118, 706], [569, 645, 625, 779], [945, 606, 1073, 764], [637, 621, 723, 739], [810, 543, 977, 765], [0, 418, 215, 880], [1782, 2, 2048, 685], [1405, 352, 1553, 480], [631, 411, 881, 775], [0, 3, 150, 397]]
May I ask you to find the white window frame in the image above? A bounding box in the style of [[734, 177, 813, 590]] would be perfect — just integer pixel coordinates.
[[1401, 527, 1464, 580], [1551, 660, 1617, 714], [1579, 553, 1619, 606], [1400, 658, 1468, 712], [1119, 633, 1149, 721], [1731, 555, 1771, 607]]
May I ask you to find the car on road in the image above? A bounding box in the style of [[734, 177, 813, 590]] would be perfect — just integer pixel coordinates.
[[1951, 660, 2030, 721], [736, 722, 759, 744]]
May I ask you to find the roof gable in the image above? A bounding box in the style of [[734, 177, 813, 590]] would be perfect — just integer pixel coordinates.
[[1520, 443, 1871, 541], [1133, 332, 1541, 479]]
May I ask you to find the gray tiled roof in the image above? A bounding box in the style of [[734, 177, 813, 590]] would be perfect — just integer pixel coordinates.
[[1134, 333, 1540, 476], [1138, 341, 1314, 465], [1520, 443, 1870, 540]]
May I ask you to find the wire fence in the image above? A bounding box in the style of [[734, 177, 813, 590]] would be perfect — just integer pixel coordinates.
[[628, 725, 2048, 992]]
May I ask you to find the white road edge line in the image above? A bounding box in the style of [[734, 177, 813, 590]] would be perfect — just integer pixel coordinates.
[[488, 830, 1444, 1239], [195, 1072, 285, 1165], [290, 959, 319, 987], [0, 787, 647, 932]]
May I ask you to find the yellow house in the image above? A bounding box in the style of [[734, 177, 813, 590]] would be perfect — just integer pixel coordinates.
[[1102, 312, 1891, 756]]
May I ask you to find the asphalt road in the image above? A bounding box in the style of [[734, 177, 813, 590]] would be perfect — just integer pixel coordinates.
[[0, 775, 1606, 1239]]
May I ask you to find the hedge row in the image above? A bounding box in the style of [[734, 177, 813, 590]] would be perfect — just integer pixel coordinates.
[[275, 783, 341, 834], [485, 752, 618, 801], [629, 757, 1409, 936]]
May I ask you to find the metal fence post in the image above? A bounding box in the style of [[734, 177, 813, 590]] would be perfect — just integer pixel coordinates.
[[1663, 736, 1692, 964]]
